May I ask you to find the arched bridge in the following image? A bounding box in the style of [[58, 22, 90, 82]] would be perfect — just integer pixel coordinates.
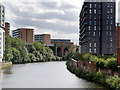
[[46, 43, 79, 57]]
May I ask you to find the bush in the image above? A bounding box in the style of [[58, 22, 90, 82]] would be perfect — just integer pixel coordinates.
[[106, 75, 120, 88], [105, 58, 118, 71]]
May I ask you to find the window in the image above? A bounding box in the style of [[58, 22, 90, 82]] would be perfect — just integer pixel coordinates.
[[89, 9, 92, 14], [99, 32, 100, 36], [88, 37, 90, 40], [89, 48, 92, 53], [94, 43, 96, 47], [94, 21, 96, 25], [89, 43, 91, 47], [111, 14, 113, 19], [107, 26, 109, 30], [89, 15, 92, 19], [99, 4, 101, 8], [90, 21, 91, 25], [90, 4, 92, 8], [110, 43, 112, 47], [99, 16, 101, 19], [108, 3, 110, 7], [94, 48, 97, 53], [110, 26, 112, 30], [106, 31, 108, 36], [111, 9, 113, 13], [107, 9, 110, 13], [94, 10, 96, 14], [99, 26, 101, 31], [106, 20, 109, 25], [110, 37, 113, 41], [94, 16, 96, 19], [93, 32, 96, 36], [94, 26, 96, 30], [94, 4, 96, 8], [89, 26, 91, 30], [107, 37, 108, 41], [111, 20, 113, 24], [99, 10, 101, 14], [99, 21, 101, 25], [109, 31, 112, 36], [107, 15, 109, 19]]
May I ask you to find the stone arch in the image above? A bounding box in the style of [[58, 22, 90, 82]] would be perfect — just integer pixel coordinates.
[[64, 48, 69, 56], [57, 47, 62, 57]]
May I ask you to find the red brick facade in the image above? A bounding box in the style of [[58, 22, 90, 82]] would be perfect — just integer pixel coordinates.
[[116, 23, 120, 51], [5, 22, 10, 37]]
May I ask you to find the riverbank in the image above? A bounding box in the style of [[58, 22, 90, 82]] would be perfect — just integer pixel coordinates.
[[66, 59, 120, 89], [0, 62, 12, 70]]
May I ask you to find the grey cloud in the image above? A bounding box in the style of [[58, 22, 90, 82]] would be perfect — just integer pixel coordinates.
[[4, 2, 78, 21], [14, 18, 78, 34], [4, 1, 79, 38], [40, 2, 58, 9], [39, 2, 76, 9], [23, 11, 78, 21]]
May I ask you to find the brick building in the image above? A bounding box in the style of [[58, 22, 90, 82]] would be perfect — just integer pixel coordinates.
[[116, 23, 120, 51], [12, 28, 33, 44], [34, 34, 51, 44], [5, 22, 10, 37]]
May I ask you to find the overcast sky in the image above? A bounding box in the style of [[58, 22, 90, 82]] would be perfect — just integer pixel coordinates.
[[1, 0, 119, 45]]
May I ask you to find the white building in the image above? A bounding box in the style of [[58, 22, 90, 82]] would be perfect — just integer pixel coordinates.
[[0, 3, 5, 62]]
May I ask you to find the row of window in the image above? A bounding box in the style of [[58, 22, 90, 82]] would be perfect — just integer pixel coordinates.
[[89, 9, 101, 14], [89, 9, 113, 15], [106, 31, 112, 36], [89, 2, 113, 9], [89, 48, 97, 53], [88, 31, 101, 37], [106, 37, 113, 42], [88, 21, 101, 25], [89, 26, 101, 31], [106, 20, 113, 25], [89, 3, 100, 9], [89, 44, 113, 53], [89, 43, 97, 47], [89, 15, 101, 20]]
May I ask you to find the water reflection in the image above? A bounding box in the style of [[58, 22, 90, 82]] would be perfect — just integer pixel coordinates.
[[3, 67, 12, 74], [2, 61, 103, 88]]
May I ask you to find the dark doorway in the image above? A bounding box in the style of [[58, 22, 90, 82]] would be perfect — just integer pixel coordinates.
[[57, 47, 62, 57], [64, 48, 69, 56]]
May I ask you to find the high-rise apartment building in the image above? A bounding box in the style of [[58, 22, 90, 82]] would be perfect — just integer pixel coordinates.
[[5, 22, 10, 37], [12, 28, 33, 44], [79, 0, 116, 55], [34, 34, 51, 44], [0, 3, 5, 62]]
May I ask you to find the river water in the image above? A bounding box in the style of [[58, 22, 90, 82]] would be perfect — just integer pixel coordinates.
[[1, 61, 103, 88]]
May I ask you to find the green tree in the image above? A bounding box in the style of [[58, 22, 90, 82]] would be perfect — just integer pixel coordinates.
[[4, 36, 13, 62], [11, 47, 21, 64]]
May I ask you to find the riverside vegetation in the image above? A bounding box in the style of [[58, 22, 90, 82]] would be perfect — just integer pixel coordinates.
[[66, 52, 120, 89], [3, 36, 62, 64]]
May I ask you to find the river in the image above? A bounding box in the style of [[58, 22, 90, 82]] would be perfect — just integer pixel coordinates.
[[1, 61, 103, 88]]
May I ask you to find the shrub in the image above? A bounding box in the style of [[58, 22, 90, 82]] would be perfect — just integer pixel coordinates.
[[105, 58, 118, 71], [106, 75, 120, 88]]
